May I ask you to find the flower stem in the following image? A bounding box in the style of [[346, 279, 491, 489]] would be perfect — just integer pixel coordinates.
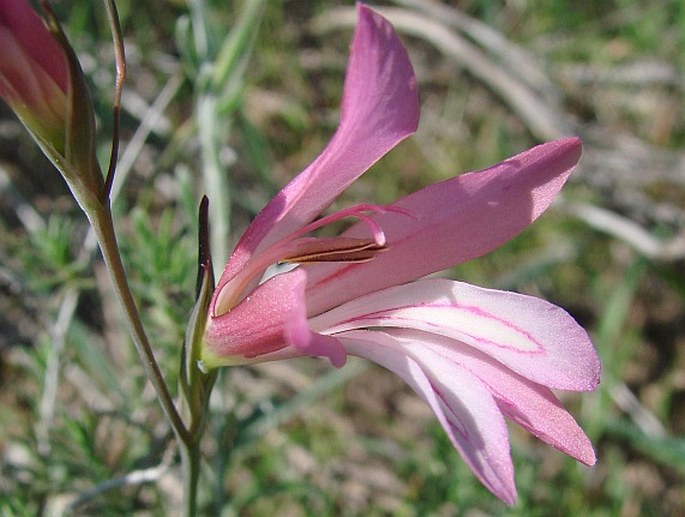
[[88, 201, 189, 444], [180, 438, 202, 517]]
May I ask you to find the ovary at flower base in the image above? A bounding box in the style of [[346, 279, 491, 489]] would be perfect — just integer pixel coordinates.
[[201, 3, 600, 505]]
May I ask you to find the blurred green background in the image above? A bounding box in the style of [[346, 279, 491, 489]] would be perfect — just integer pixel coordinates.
[[1, 0, 684, 514]]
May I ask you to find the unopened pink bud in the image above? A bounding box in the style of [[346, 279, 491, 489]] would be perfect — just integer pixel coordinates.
[[0, 0, 103, 208], [0, 0, 68, 148]]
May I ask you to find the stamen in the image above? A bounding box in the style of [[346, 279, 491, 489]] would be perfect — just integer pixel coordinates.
[[214, 203, 413, 316], [280, 237, 385, 264], [352, 213, 385, 246], [287, 203, 412, 244]]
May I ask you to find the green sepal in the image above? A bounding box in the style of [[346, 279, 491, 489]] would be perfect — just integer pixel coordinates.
[[180, 197, 218, 438], [40, 3, 104, 211]]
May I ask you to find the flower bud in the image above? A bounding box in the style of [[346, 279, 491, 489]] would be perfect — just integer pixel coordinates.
[[0, 0, 103, 209]]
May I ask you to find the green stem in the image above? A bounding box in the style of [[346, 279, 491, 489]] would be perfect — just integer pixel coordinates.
[[88, 202, 189, 444], [90, 201, 203, 514], [180, 438, 202, 517]]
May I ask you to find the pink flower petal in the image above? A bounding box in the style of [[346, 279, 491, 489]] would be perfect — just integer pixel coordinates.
[[311, 278, 600, 391], [0, 0, 68, 91], [340, 329, 517, 505], [283, 275, 347, 367], [213, 3, 419, 297], [204, 269, 309, 361], [306, 138, 582, 313], [204, 268, 346, 367], [396, 329, 597, 465]]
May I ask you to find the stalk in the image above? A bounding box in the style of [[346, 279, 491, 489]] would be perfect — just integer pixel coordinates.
[[88, 202, 189, 444], [180, 437, 202, 516]]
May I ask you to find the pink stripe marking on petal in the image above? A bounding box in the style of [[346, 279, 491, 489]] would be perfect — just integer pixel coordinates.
[[339, 329, 517, 505], [396, 329, 597, 466], [329, 302, 546, 354], [431, 382, 470, 440], [310, 278, 600, 391]]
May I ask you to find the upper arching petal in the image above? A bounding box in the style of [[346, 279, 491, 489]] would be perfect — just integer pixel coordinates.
[[214, 3, 419, 295], [306, 138, 582, 313]]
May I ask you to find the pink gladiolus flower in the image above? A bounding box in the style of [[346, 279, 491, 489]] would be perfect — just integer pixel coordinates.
[[202, 4, 600, 504]]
